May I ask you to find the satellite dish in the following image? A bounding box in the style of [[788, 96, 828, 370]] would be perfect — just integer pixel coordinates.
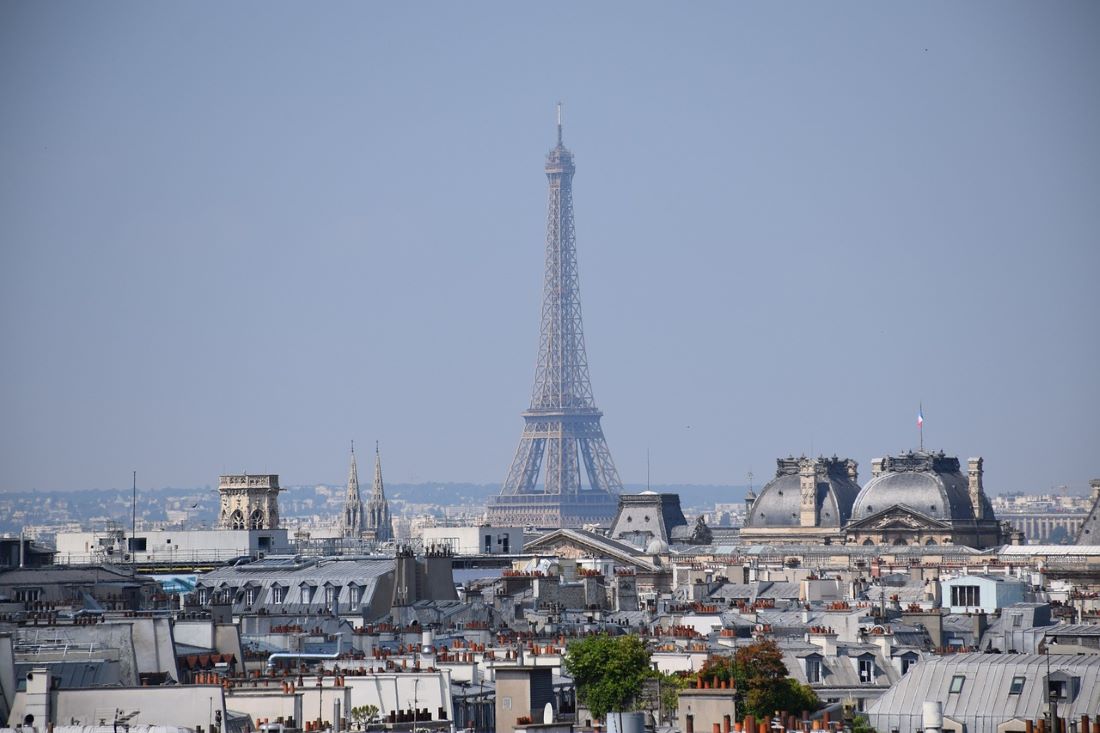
[[543, 702, 554, 725]]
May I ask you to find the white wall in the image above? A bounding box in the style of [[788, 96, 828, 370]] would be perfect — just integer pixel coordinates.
[[417, 527, 523, 556], [54, 530, 290, 565], [341, 672, 451, 722], [10, 685, 228, 730]]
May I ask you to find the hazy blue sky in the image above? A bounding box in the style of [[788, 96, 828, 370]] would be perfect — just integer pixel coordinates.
[[2, 2, 1097, 495]]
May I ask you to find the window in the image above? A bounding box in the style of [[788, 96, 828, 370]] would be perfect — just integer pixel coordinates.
[[301, 585, 316, 603], [901, 657, 916, 675], [485, 535, 492, 553], [127, 537, 148, 552], [1012, 614, 1023, 627], [949, 675, 965, 694], [245, 587, 256, 605], [1009, 676, 1025, 695], [858, 658, 874, 684], [806, 658, 823, 683], [950, 585, 981, 608], [197, 588, 209, 605], [14, 588, 41, 603], [325, 586, 337, 606], [271, 586, 286, 604]]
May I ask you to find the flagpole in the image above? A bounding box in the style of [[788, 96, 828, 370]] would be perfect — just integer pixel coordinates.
[[919, 403, 924, 452]]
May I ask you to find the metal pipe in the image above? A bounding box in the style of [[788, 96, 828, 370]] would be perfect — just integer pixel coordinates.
[[266, 634, 344, 668]]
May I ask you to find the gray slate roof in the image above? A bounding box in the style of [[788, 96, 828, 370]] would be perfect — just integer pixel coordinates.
[[868, 653, 1100, 733]]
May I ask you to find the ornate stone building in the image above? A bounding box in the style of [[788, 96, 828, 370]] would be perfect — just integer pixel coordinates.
[[365, 444, 393, 542], [342, 442, 364, 538], [217, 474, 281, 530], [741, 455, 862, 544], [844, 451, 1008, 548]]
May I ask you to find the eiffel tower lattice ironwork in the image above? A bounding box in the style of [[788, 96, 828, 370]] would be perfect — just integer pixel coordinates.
[[488, 106, 623, 528]]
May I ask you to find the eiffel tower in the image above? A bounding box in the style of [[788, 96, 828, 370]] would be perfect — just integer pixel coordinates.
[[487, 106, 623, 529]]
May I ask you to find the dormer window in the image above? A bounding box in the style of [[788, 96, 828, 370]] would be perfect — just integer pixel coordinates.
[[858, 658, 874, 684], [1045, 672, 1079, 703], [1009, 676, 1025, 695], [271, 585, 286, 604], [949, 675, 965, 693], [806, 658, 823, 683]]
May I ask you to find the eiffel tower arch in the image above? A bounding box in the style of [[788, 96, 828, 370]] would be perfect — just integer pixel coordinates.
[[488, 107, 623, 529]]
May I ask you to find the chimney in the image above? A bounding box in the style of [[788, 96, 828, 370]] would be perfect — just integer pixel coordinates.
[[24, 668, 50, 728], [869, 628, 892, 660], [807, 627, 838, 656], [800, 459, 820, 528], [968, 458, 985, 520]]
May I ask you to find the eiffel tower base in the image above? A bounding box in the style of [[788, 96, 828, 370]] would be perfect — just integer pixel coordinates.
[[486, 491, 619, 529]]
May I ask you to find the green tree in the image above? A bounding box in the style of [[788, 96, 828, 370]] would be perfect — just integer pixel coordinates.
[[350, 704, 380, 731], [698, 639, 820, 718], [565, 634, 652, 721], [851, 714, 877, 733], [656, 671, 687, 722]]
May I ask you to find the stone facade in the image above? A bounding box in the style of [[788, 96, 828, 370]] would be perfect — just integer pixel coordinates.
[[217, 474, 281, 530], [846, 451, 1007, 549]]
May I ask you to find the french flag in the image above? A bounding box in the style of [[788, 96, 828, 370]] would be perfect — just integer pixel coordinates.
[[917, 406, 924, 429]]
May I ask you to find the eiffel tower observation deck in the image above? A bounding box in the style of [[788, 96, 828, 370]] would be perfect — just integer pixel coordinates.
[[488, 106, 623, 529]]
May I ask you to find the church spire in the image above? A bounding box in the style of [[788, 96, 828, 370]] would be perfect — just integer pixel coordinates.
[[342, 440, 364, 537], [372, 441, 385, 501], [366, 441, 393, 542]]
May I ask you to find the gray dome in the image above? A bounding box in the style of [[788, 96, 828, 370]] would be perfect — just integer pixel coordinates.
[[852, 451, 993, 521], [745, 456, 861, 529]]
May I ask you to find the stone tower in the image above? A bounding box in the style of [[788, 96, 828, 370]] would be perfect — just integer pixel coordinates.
[[799, 458, 822, 527], [342, 442, 364, 537], [967, 457, 986, 521], [365, 443, 393, 542], [217, 474, 281, 530]]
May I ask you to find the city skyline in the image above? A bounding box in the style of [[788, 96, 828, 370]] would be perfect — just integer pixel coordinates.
[[2, 3, 1098, 494]]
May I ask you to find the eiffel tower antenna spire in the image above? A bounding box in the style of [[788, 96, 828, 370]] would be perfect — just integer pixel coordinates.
[[489, 106, 622, 529]]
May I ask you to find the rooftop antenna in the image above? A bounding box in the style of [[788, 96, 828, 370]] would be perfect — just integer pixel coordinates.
[[131, 470, 137, 573], [646, 447, 651, 491], [556, 101, 563, 146]]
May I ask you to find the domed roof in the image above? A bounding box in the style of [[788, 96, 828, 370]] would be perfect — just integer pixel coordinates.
[[745, 456, 861, 529], [646, 537, 670, 554], [851, 451, 993, 521]]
